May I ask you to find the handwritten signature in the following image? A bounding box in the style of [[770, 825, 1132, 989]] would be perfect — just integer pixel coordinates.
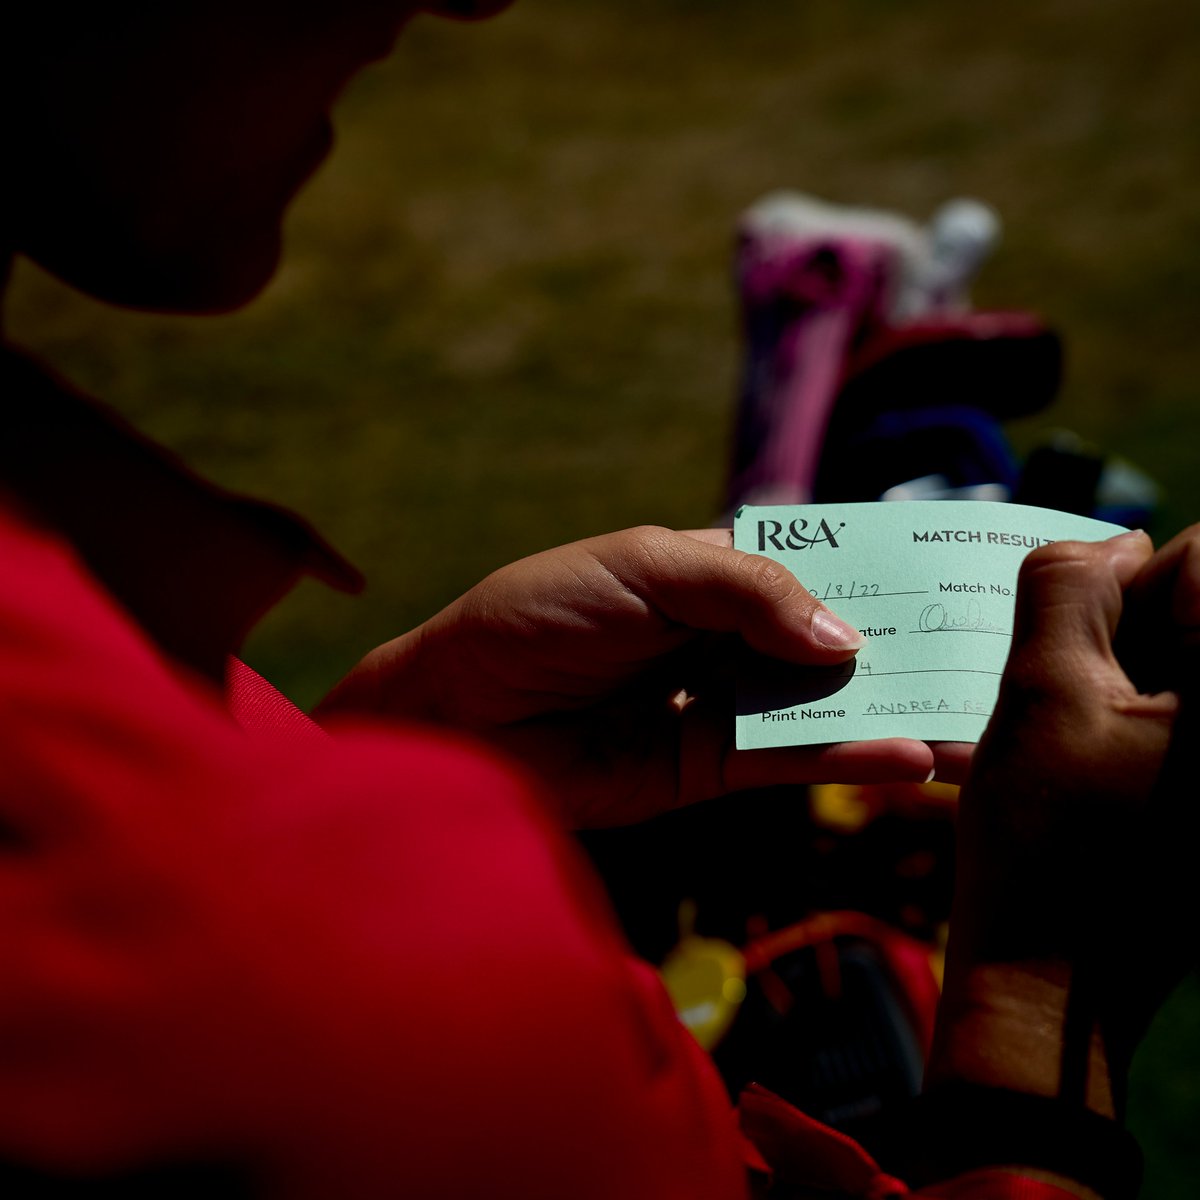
[[915, 600, 1009, 636]]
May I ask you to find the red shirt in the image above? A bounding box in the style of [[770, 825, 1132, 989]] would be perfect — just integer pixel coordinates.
[[0, 347, 1076, 1198]]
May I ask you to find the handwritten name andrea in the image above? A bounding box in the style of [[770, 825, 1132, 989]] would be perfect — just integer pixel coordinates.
[[914, 599, 1010, 635]]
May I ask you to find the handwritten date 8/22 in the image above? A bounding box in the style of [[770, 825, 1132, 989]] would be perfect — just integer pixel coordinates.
[[806, 580, 881, 601]]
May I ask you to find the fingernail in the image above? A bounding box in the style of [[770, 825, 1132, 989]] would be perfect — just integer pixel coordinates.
[[924, 767, 937, 784], [811, 609, 864, 650]]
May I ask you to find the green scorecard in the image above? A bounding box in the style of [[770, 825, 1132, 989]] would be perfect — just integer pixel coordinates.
[[734, 500, 1126, 748]]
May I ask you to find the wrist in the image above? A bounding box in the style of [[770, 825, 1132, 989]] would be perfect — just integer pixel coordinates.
[[929, 960, 1118, 1117]]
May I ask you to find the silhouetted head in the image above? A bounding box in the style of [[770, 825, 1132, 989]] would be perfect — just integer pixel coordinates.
[[3, 1, 513, 313]]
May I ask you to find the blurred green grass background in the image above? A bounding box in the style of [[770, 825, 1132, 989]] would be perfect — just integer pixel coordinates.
[[7, 0, 1199, 1190]]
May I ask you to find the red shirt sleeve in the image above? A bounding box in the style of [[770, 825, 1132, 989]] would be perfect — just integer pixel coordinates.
[[0, 505, 745, 1197]]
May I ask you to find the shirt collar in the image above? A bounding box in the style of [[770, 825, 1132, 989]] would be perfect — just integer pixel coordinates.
[[1, 345, 363, 684]]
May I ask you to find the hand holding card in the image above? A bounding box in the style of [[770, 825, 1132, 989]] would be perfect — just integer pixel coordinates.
[[317, 524, 935, 828]]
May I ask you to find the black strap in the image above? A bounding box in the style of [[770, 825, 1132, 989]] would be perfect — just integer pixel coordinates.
[[880, 1083, 1144, 1199]]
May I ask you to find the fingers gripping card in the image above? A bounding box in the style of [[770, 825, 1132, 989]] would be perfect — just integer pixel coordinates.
[[734, 501, 1126, 748]]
